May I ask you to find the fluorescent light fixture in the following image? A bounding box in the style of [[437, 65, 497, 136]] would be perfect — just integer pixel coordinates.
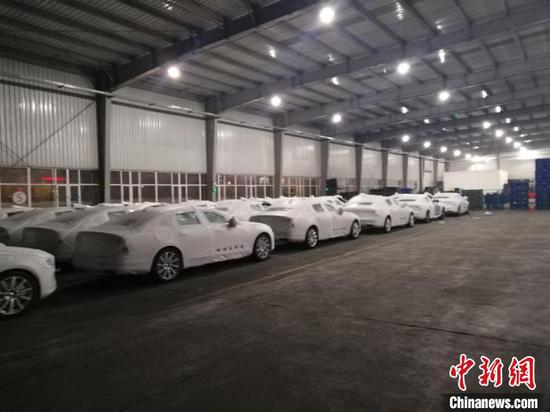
[[331, 76, 340, 85], [167, 66, 180, 79], [268, 47, 277, 58], [438, 49, 446, 63], [465, 153, 472, 160], [423, 140, 431, 148], [453, 149, 462, 157], [270, 95, 282, 107], [495, 129, 504, 138], [494, 105, 503, 113], [401, 106, 409, 114], [520, 133, 527, 138], [328, 53, 335, 62], [319, 6, 336, 24], [505, 136, 513, 144], [331, 113, 342, 124], [440, 146, 448, 153], [513, 141, 521, 149], [481, 89, 488, 99], [513, 126, 520, 132], [402, 134, 411, 143], [436, 23, 443, 30], [438, 90, 450, 102], [505, 117, 511, 124], [482, 121, 492, 130], [424, 118, 430, 124], [397, 61, 410, 75]]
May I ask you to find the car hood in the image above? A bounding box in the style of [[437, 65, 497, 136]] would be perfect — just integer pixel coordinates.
[[0, 243, 52, 259]]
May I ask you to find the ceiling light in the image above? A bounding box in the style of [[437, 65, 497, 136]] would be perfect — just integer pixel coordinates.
[[481, 89, 488, 99], [494, 105, 503, 113], [525, 139, 533, 143], [424, 118, 430, 124], [505, 136, 513, 144], [453, 149, 462, 157], [465, 153, 472, 160], [331, 113, 342, 124], [473, 146, 479, 150], [401, 106, 409, 114], [402, 134, 411, 143], [163, 3, 173, 11], [440, 146, 448, 153], [268, 47, 277, 58], [328, 53, 335, 62], [482, 121, 492, 130], [331, 76, 340, 85], [270, 95, 282, 107], [438, 90, 450, 102], [520, 133, 527, 138], [319, 6, 336, 24], [438, 49, 446, 63], [519, 146, 529, 154], [397, 61, 410, 75], [495, 129, 504, 138], [167, 66, 180, 79], [513, 141, 521, 149], [513, 126, 520, 132], [423, 141, 431, 149], [505, 117, 511, 124]]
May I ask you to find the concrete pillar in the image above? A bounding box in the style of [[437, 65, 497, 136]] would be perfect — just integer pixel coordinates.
[[320, 139, 330, 194], [419, 157, 425, 193], [274, 129, 284, 198], [355, 145, 363, 193], [95, 77, 112, 203], [496, 153, 501, 169], [381, 150, 388, 188], [433, 159, 439, 187], [205, 117, 218, 201], [402, 153, 409, 189]]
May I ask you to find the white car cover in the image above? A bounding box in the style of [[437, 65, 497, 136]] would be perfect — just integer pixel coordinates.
[[434, 192, 470, 215], [394, 193, 444, 221], [20, 205, 130, 262], [0, 207, 74, 245], [250, 197, 360, 245], [73, 205, 275, 276], [214, 199, 266, 221], [0, 207, 32, 220], [343, 194, 415, 231]]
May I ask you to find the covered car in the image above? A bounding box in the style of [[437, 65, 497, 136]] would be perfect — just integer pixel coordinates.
[[0, 243, 57, 318], [20, 205, 130, 263], [214, 199, 266, 221], [250, 198, 361, 248], [343, 194, 415, 233], [394, 193, 445, 222], [0, 207, 74, 245], [73, 205, 275, 282], [0, 207, 32, 219], [434, 192, 470, 215]]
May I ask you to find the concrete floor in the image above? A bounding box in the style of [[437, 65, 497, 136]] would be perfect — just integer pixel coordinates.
[[1, 211, 549, 411]]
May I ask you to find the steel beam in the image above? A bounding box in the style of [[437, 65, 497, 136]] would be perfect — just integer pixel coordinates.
[[208, 3, 550, 113], [274, 130, 284, 197], [205, 117, 218, 201], [96, 76, 112, 203]]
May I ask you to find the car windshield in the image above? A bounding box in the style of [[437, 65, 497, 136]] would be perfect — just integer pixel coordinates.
[[398, 199, 417, 202], [7, 210, 42, 223], [435, 196, 450, 199], [348, 202, 373, 206], [267, 207, 291, 212], [106, 212, 157, 229], [215, 207, 230, 212]]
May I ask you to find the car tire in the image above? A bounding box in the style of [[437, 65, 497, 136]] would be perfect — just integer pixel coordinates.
[[0, 270, 39, 318], [424, 211, 431, 223], [349, 220, 361, 239], [407, 213, 415, 228], [383, 217, 392, 233], [253, 233, 272, 261], [457, 206, 461, 216], [439, 209, 446, 220], [151, 247, 183, 282], [304, 226, 319, 249]]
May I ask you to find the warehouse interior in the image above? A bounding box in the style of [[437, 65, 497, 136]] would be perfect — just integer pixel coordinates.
[[1, 0, 549, 410]]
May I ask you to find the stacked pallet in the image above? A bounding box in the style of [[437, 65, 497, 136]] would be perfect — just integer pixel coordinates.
[[484, 193, 505, 210], [535, 159, 550, 210], [509, 180, 530, 209]]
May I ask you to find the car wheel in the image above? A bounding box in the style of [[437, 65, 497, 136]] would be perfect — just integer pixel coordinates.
[[253, 233, 272, 261], [457, 206, 461, 216], [349, 220, 361, 239], [424, 211, 431, 223], [304, 226, 319, 249], [383, 217, 392, 233], [439, 209, 446, 219], [151, 247, 183, 282], [0, 270, 39, 318], [407, 213, 415, 228]]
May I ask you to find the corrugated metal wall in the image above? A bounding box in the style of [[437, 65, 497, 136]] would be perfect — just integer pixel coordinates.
[[362, 149, 382, 186], [424, 159, 434, 187], [438, 161, 446, 181], [116, 87, 205, 112], [111, 103, 206, 172], [0, 58, 98, 168], [216, 123, 274, 175], [282, 135, 322, 177], [387, 153, 403, 186], [328, 143, 355, 178], [408, 156, 420, 189]]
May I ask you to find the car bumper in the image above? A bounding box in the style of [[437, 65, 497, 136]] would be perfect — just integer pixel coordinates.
[[38, 265, 57, 299]]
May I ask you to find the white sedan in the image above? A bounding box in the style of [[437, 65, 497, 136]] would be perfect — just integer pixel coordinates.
[[394, 193, 445, 222], [0, 243, 57, 318], [214, 199, 267, 221], [0, 207, 74, 245], [434, 192, 470, 215], [20, 205, 130, 263], [250, 198, 361, 248], [73, 205, 275, 282], [343, 194, 415, 233]]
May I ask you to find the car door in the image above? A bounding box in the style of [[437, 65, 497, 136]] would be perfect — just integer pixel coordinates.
[[311, 203, 333, 239], [173, 211, 212, 267], [202, 210, 248, 261], [387, 198, 403, 225], [323, 202, 347, 237]]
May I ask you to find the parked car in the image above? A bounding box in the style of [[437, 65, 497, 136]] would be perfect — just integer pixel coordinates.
[[315, 195, 346, 206], [0, 207, 32, 219], [434, 192, 470, 215], [250, 198, 361, 248], [215, 199, 267, 221], [73, 205, 275, 282], [0, 207, 74, 245], [0, 243, 57, 318], [343, 194, 415, 233], [394, 193, 445, 222], [20, 205, 130, 263]]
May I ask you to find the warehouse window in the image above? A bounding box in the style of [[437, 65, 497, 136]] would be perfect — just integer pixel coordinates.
[[110, 171, 207, 203], [0, 167, 99, 207], [361, 178, 382, 193], [281, 176, 321, 197], [216, 174, 273, 200]]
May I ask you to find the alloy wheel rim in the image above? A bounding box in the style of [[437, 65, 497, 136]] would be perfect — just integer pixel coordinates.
[[307, 229, 318, 246], [156, 251, 180, 280], [255, 236, 271, 259], [0, 276, 33, 316], [385, 219, 391, 232], [410, 215, 415, 226], [352, 222, 360, 238]]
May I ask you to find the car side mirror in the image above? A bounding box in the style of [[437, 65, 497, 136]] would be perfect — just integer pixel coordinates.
[[337, 207, 344, 215], [227, 217, 238, 228]]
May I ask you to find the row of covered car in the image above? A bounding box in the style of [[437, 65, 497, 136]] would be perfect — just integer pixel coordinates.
[[0, 192, 469, 318]]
